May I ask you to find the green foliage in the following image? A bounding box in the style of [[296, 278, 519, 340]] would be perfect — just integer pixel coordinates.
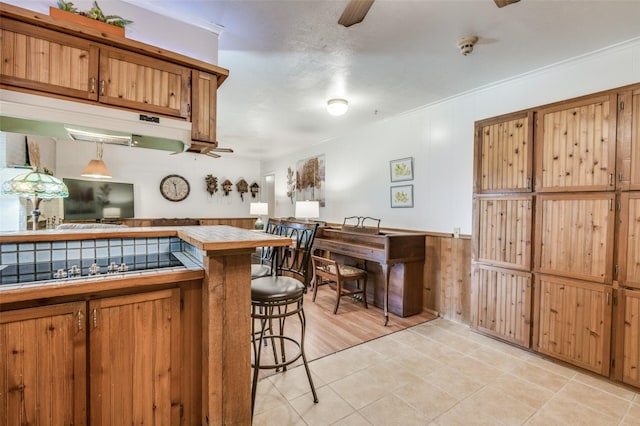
[[394, 162, 411, 177], [56, 0, 133, 28], [394, 190, 409, 203], [57, 0, 77, 13]]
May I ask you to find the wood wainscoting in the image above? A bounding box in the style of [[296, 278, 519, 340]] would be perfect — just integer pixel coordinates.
[[423, 234, 472, 325]]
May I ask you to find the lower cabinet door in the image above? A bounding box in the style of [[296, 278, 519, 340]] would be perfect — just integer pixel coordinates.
[[89, 288, 181, 425], [472, 264, 532, 348], [534, 275, 612, 375], [620, 288, 640, 388], [0, 301, 87, 425]]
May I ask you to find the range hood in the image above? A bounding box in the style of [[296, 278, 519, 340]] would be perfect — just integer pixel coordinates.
[[0, 90, 191, 152]]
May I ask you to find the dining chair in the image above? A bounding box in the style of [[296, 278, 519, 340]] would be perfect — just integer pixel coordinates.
[[311, 255, 368, 314]]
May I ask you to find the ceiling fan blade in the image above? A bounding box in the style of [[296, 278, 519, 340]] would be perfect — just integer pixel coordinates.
[[338, 0, 374, 27], [204, 151, 221, 158], [211, 147, 234, 153], [494, 0, 520, 7]]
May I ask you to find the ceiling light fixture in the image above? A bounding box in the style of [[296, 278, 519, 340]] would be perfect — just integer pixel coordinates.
[[326, 98, 349, 116], [81, 143, 112, 179]]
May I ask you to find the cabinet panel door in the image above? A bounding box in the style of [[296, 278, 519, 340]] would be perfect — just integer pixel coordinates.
[[475, 195, 532, 270], [89, 289, 181, 426], [474, 112, 533, 193], [0, 302, 86, 426], [620, 288, 640, 387], [191, 69, 217, 143], [535, 193, 615, 283], [472, 264, 531, 348], [536, 94, 617, 192], [619, 192, 640, 289], [0, 19, 98, 100], [99, 47, 190, 118], [617, 87, 640, 190], [535, 275, 612, 375]]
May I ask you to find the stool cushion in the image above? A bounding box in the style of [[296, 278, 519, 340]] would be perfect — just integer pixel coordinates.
[[251, 264, 272, 279], [251, 276, 305, 302]]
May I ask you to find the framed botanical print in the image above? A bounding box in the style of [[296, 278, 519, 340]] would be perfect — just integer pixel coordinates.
[[390, 157, 414, 182], [390, 184, 414, 208]]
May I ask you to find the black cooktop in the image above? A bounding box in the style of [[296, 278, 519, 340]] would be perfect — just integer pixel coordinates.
[[1, 253, 185, 286]]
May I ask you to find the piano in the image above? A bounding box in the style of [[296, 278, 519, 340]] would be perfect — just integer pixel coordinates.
[[313, 226, 426, 325]]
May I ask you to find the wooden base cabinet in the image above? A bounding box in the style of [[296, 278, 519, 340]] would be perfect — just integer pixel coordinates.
[[534, 275, 612, 375], [89, 289, 181, 425], [618, 288, 640, 388], [472, 264, 532, 348], [0, 289, 181, 425], [0, 302, 87, 426]]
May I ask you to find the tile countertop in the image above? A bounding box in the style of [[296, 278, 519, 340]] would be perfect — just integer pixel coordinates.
[[0, 225, 292, 251]]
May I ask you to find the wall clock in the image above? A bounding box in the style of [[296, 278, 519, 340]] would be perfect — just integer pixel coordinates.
[[160, 174, 190, 202]]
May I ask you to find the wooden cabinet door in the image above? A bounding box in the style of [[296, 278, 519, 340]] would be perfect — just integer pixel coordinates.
[[535, 193, 615, 283], [89, 289, 181, 426], [191, 69, 218, 143], [99, 47, 190, 118], [474, 195, 533, 270], [619, 192, 640, 289], [619, 288, 640, 387], [0, 19, 98, 100], [534, 275, 612, 375], [0, 302, 87, 426], [474, 111, 534, 193], [617, 87, 640, 190], [536, 94, 617, 192], [472, 264, 532, 348]]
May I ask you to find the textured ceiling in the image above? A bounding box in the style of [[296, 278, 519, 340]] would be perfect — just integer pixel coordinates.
[[145, 0, 640, 159]]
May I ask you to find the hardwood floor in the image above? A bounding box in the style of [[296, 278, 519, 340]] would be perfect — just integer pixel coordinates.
[[253, 286, 436, 378]]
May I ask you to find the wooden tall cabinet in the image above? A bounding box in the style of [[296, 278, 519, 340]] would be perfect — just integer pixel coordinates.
[[473, 82, 640, 387], [0, 302, 87, 426], [472, 112, 534, 348]]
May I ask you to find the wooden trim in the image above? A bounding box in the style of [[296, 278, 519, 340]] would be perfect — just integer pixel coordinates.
[[49, 6, 124, 37]]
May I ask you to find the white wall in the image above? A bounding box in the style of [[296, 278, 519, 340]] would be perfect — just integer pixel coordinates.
[[55, 140, 261, 219], [263, 38, 640, 235], [4, 0, 219, 64]]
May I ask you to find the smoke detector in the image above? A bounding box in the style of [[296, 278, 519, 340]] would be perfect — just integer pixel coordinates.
[[457, 36, 478, 56]]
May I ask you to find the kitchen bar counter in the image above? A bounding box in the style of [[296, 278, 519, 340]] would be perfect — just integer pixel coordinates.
[[0, 226, 291, 425]]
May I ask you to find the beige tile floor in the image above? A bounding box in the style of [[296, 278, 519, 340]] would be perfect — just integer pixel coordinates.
[[253, 318, 640, 425]]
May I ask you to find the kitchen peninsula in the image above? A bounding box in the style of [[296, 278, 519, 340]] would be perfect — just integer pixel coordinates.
[[0, 225, 291, 425]]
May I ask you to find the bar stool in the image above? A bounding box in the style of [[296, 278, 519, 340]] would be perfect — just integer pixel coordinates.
[[250, 221, 319, 415]]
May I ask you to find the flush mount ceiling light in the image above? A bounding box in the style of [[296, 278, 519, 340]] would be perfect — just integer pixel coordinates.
[[326, 98, 349, 116]]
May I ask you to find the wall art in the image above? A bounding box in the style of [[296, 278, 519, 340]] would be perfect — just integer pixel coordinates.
[[390, 184, 414, 208], [296, 154, 325, 207], [390, 157, 414, 182]]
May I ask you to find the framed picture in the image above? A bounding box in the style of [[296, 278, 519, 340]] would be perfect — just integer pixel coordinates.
[[390, 184, 414, 208], [296, 154, 326, 207], [390, 157, 414, 182]]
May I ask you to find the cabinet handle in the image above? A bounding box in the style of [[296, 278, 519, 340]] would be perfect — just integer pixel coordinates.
[[78, 309, 84, 331], [90, 77, 96, 94], [93, 308, 98, 328], [606, 292, 610, 305], [526, 177, 531, 190], [619, 172, 623, 182], [609, 173, 614, 186], [100, 80, 106, 96]]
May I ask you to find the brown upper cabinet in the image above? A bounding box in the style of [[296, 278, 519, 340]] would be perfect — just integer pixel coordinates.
[[617, 88, 640, 191], [98, 47, 190, 118], [0, 19, 99, 101], [0, 2, 229, 135], [474, 111, 534, 193], [535, 94, 618, 192], [191, 70, 218, 143]]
